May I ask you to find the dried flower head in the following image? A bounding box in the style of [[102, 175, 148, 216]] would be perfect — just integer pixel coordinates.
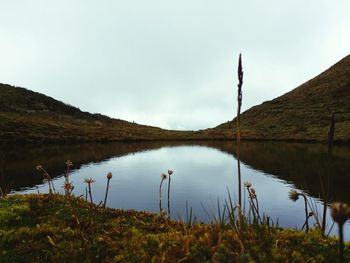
[[249, 188, 257, 199], [161, 173, 167, 180], [289, 190, 299, 202], [331, 202, 350, 226], [84, 178, 95, 184], [107, 172, 112, 180], [244, 181, 252, 188], [36, 165, 42, 171], [64, 182, 73, 191], [168, 170, 173, 176], [66, 160, 73, 167]]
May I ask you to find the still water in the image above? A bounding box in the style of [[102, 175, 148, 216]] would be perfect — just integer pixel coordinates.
[[1, 141, 350, 237]]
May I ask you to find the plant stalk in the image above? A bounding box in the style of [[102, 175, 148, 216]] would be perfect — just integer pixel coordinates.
[[236, 53, 243, 207], [103, 179, 111, 209], [167, 175, 171, 216], [159, 178, 165, 212], [339, 223, 344, 263], [88, 183, 93, 204], [302, 195, 309, 233]]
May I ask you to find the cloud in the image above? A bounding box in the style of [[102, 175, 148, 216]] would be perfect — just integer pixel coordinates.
[[0, 0, 349, 130]]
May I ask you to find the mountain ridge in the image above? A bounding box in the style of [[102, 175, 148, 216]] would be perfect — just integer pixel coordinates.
[[1, 54, 350, 143]]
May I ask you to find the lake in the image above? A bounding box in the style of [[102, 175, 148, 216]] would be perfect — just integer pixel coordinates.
[[1, 141, 350, 238]]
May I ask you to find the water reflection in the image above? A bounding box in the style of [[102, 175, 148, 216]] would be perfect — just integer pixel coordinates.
[[0, 141, 192, 190], [1, 141, 350, 235], [2, 141, 350, 202], [231, 141, 350, 203]]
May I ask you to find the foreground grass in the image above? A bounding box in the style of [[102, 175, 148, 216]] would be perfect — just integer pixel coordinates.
[[0, 195, 349, 262]]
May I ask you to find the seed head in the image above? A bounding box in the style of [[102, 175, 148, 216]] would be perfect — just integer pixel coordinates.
[[330, 202, 350, 226], [168, 170, 173, 176], [84, 178, 95, 184], [64, 182, 73, 191], [107, 172, 112, 180], [244, 181, 252, 188], [161, 173, 167, 180], [289, 190, 299, 202], [66, 160, 73, 167], [36, 165, 42, 171]]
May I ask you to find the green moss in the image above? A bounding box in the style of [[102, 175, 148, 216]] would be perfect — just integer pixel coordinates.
[[0, 194, 348, 262], [0, 197, 33, 229]]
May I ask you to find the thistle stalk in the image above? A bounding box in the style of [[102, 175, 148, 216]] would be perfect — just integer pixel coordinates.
[[64, 160, 73, 196], [321, 201, 327, 235], [244, 182, 262, 224], [236, 53, 243, 207], [159, 173, 167, 213], [302, 194, 310, 233], [84, 178, 95, 205], [88, 184, 93, 204], [330, 202, 350, 263], [289, 190, 312, 233], [339, 223, 344, 263], [167, 169, 173, 216], [36, 165, 55, 194], [103, 172, 112, 209]]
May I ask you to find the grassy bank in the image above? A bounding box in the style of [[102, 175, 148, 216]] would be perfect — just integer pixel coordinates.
[[0, 194, 348, 262]]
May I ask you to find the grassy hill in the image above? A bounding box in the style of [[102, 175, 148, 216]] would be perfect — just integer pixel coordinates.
[[0, 83, 207, 143], [1, 54, 350, 143], [209, 54, 350, 143]]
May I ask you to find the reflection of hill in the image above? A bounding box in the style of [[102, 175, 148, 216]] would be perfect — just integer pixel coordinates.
[[0, 141, 225, 191], [209, 141, 350, 203], [2, 141, 350, 203]]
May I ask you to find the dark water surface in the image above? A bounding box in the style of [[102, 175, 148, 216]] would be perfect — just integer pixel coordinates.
[[2, 141, 350, 238]]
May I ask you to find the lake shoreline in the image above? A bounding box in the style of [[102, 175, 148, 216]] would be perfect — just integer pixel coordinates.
[[2, 137, 350, 146]]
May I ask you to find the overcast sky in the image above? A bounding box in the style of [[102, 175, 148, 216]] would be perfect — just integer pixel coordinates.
[[0, 1, 349, 130]]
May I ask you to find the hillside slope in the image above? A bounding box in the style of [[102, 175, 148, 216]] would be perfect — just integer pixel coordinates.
[[209, 54, 350, 143], [1, 54, 350, 143], [0, 84, 203, 143]]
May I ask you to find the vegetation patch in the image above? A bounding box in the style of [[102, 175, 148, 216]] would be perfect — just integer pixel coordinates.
[[0, 194, 348, 262]]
